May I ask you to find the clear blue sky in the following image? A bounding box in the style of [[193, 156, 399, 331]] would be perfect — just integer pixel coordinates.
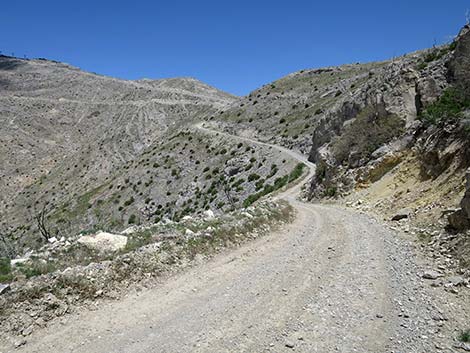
[[1, 0, 468, 95]]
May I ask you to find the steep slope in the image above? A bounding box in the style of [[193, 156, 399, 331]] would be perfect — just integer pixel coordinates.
[[209, 25, 470, 269], [0, 56, 235, 255]]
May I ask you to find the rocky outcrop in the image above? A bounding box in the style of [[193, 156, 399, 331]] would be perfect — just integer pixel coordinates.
[[77, 231, 128, 252], [417, 121, 469, 179], [448, 168, 470, 230], [447, 24, 470, 90]]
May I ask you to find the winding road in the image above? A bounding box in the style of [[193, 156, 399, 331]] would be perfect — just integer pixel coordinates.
[[17, 124, 441, 352]]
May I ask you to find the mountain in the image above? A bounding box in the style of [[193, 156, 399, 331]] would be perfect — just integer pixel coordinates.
[[1, 25, 470, 266], [0, 56, 300, 255]]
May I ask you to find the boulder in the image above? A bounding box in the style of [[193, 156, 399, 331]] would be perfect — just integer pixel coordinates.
[[0, 283, 10, 295], [11, 258, 29, 266], [461, 168, 470, 218], [448, 168, 470, 230], [203, 209, 215, 219], [448, 24, 470, 90], [446, 276, 465, 287], [77, 231, 127, 252], [422, 270, 442, 280], [391, 208, 412, 221], [448, 208, 470, 230]]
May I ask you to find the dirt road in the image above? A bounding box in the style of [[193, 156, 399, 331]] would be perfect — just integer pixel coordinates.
[[15, 125, 460, 352]]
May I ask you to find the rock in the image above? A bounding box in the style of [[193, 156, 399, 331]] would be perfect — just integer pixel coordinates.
[[77, 231, 128, 252], [121, 225, 140, 235], [182, 215, 193, 221], [22, 325, 33, 336], [11, 258, 29, 266], [422, 270, 442, 280], [185, 229, 195, 236], [391, 209, 412, 221], [448, 208, 470, 230], [0, 283, 10, 295], [461, 168, 470, 218], [448, 24, 470, 90], [448, 167, 470, 230], [455, 342, 470, 352], [14, 339, 26, 348], [47, 236, 58, 244], [446, 275, 465, 286], [285, 341, 295, 349], [203, 209, 215, 219]]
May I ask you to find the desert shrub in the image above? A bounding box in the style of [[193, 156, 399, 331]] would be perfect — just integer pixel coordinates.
[[458, 329, 470, 343], [332, 106, 404, 165], [243, 163, 305, 207], [248, 173, 261, 182], [324, 187, 337, 197], [0, 258, 12, 283], [123, 197, 135, 206], [420, 87, 470, 124], [128, 214, 138, 224], [16, 261, 57, 279]]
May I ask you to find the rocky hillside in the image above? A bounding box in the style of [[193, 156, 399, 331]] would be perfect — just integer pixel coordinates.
[[0, 57, 307, 257], [209, 25, 470, 268], [2, 24, 470, 268]]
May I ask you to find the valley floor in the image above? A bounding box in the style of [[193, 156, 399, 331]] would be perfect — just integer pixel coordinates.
[[5, 127, 469, 353]]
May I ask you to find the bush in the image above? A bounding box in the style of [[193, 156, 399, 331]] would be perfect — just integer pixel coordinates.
[[325, 187, 337, 197], [243, 163, 305, 207], [332, 106, 404, 164], [0, 258, 12, 283], [128, 214, 138, 224], [458, 329, 470, 343], [248, 173, 261, 182], [123, 197, 135, 207], [421, 87, 470, 124]]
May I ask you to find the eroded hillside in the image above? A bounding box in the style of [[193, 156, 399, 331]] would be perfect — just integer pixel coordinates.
[[0, 56, 235, 255]]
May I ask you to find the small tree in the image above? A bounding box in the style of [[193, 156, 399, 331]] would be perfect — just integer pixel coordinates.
[[218, 174, 236, 211], [34, 205, 52, 241]]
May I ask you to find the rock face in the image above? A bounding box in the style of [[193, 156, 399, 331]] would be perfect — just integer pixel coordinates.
[[448, 168, 470, 230], [77, 232, 128, 252], [447, 24, 470, 90], [462, 168, 470, 217]]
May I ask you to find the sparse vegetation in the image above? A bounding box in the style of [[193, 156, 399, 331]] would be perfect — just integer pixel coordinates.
[[0, 258, 12, 283], [458, 329, 470, 343], [243, 163, 305, 207], [420, 87, 470, 124]]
